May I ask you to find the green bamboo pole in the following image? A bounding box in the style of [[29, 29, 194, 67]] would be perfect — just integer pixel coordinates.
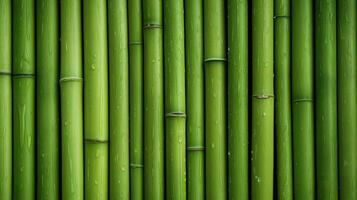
[[185, 0, 204, 199], [337, 0, 357, 199], [204, 0, 227, 199], [274, 0, 293, 199], [227, 0, 248, 199], [142, 0, 164, 199], [291, 0, 315, 199], [83, 0, 109, 199], [0, 0, 11, 199], [128, 0, 144, 199], [37, 0, 59, 199], [315, 1, 338, 199], [108, 0, 130, 199], [164, 0, 186, 199], [12, 0, 35, 199], [251, 0, 274, 199], [60, 0, 83, 199]]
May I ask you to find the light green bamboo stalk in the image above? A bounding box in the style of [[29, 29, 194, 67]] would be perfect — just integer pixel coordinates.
[[185, 0, 204, 199], [204, 0, 227, 199], [60, 0, 83, 199], [337, 0, 357, 199], [83, 0, 109, 199], [128, 0, 144, 199], [251, 0, 274, 199], [274, 0, 293, 199], [0, 0, 11, 199], [291, 0, 315, 199], [142, 0, 164, 199], [37, 0, 59, 199], [164, 0, 186, 199], [108, 0, 130, 199], [227, 0, 248, 199], [315, 1, 338, 199], [12, 0, 35, 199]]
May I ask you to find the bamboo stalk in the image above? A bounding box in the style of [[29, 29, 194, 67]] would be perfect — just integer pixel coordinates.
[[12, 0, 36, 199], [315, 0, 338, 199], [83, 0, 109, 199], [274, 0, 293, 199], [251, 0, 274, 199], [60, 0, 83, 199], [142, 0, 165, 199], [37, 0, 59, 199], [108, 0, 130, 199], [291, 0, 315, 199], [204, 0, 227, 199], [337, 0, 357, 199], [164, 0, 186, 199], [227, 0, 249, 199], [128, 0, 144, 199], [185, 0, 204, 199], [0, 0, 11, 199]]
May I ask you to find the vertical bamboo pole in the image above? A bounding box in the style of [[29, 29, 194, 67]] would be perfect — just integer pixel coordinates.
[[291, 0, 315, 199], [108, 0, 130, 199], [164, 0, 186, 199], [60, 0, 84, 199], [337, 0, 357, 199], [274, 0, 293, 199], [204, 0, 227, 199], [251, 0, 274, 199], [128, 0, 144, 199], [228, 0, 249, 199], [37, 0, 59, 199], [83, 0, 109, 199], [12, 0, 36, 199], [142, 0, 164, 199], [185, 0, 204, 199], [0, 0, 11, 199]]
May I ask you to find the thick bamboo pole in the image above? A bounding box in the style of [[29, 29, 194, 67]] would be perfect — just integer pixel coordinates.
[[142, 0, 164, 199], [291, 0, 315, 199], [337, 0, 357, 199], [204, 0, 227, 199], [60, 0, 84, 199], [83, 0, 109, 199], [37, 0, 59, 199], [185, 0, 204, 199], [315, 0, 338, 199], [274, 0, 293, 199], [164, 0, 186, 199], [251, 0, 274, 199], [12, 0, 36, 199], [228, 0, 249, 199], [108, 0, 130, 199], [0, 0, 11, 199]]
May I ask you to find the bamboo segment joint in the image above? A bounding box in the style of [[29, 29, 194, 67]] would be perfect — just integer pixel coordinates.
[[143, 23, 163, 30], [0, 71, 11, 76], [187, 146, 205, 151], [130, 163, 144, 168], [59, 76, 83, 83], [165, 112, 186, 118], [273, 15, 290, 19], [12, 73, 35, 78], [252, 94, 274, 99], [84, 139, 109, 144], [292, 98, 313, 103], [129, 41, 142, 45], [204, 57, 227, 63]]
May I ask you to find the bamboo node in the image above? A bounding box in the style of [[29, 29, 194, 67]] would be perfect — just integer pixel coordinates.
[[0, 71, 11, 76], [130, 163, 144, 168], [165, 112, 186, 118], [252, 94, 274, 99], [84, 139, 108, 144], [273, 15, 290, 19], [59, 76, 83, 83], [143, 23, 163, 30], [293, 98, 313, 103], [129, 41, 142, 45], [12, 73, 35, 78], [204, 57, 227, 63], [187, 146, 205, 151]]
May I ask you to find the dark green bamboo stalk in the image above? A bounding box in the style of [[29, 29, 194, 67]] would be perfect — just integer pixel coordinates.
[[60, 0, 83, 199], [228, 0, 248, 199], [12, 0, 35, 199], [274, 0, 293, 199], [291, 0, 315, 199], [164, 0, 186, 199], [108, 0, 130, 199], [128, 0, 144, 199], [83, 0, 108, 199], [0, 0, 11, 199], [37, 0, 59, 199], [185, 0, 204, 199], [251, 0, 274, 199], [337, 0, 357, 199], [204, 0, 227, 199], [142, 0, 164, 199], [315, 1, 338, 199]]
